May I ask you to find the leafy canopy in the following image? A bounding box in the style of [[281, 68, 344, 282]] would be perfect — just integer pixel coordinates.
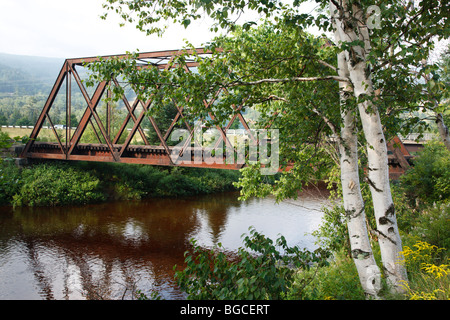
[[89, 0, 449, 201]]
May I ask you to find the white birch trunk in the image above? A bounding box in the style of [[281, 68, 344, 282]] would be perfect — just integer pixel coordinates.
[[331, 0, 408, 293], [436, 112, 450, 152], [331, 3, 382, 298], [338, 89, 382, 298]]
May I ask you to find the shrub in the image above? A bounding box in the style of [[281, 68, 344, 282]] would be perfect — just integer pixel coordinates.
[[286, 249, 366, 300], [174, 227, 330, 300], [399, 140, 450, 205], [0, 161, 22, 205], [311, 204, 350, 255], [12, 163, 105, 206], [410, 202, 450, 251]]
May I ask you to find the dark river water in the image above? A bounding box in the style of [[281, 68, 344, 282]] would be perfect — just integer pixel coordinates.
[[0, 188, 330, 300]]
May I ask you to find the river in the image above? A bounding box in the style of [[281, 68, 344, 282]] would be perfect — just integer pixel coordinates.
[[0, 188, 330, 300]]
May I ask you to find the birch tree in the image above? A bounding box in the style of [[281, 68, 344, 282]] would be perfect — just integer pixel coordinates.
[[92, 0, 449, 296]]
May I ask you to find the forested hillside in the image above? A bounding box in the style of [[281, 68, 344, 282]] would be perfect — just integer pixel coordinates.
[[0, 53, 63, 95], [0, 53, 64, 126]]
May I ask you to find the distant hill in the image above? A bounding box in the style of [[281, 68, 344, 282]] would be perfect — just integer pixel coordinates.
[[0, 53, 64, 95]]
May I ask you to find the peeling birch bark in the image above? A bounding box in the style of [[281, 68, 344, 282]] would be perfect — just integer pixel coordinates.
[[339, 93, 382, 298], [331, 0, 408, 293], [332, 3, 381, 298]]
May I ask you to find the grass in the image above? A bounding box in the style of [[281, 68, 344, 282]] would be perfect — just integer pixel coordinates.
[[2, 126, 149, 145]]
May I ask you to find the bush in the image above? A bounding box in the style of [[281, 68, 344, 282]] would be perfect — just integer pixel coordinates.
[[399, 140, 450, 205], [12, 163, 105, 206], [0, 161, 22, 205], [71, 162, 240, 199], [395, 140, 450, 251], [74, 162, 165, 200], [1, 161, 241, 207], [409, 202, 450, 251], [286, 249, 366, 300], [312, 204, 350, 255], [174, 227, 330, 300]]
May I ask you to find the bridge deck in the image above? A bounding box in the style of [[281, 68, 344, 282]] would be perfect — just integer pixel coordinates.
[[25, 141, 246, 170], [24, 141, 418, 179]]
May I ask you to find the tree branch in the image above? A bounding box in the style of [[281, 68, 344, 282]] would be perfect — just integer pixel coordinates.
[[317, 59, 337, 72], [227, 75, 348, 86]]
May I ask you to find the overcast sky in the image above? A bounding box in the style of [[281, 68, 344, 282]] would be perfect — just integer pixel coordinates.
[[0, 0, 219, 58]]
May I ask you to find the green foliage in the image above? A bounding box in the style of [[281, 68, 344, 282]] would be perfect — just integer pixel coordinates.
[[406, 202, 450, 251], [0, 161, 22, 205], [0, 129, 12, 149], [312, 204, 350, 255], [286, 249, 366, 300], [175, 227, 330, 300], [76, 162, 240, 200], [12, 163, 105, 207], [399, 140, 450, 204], [0, 160, 240, 207], [73, 161, 164, 200]]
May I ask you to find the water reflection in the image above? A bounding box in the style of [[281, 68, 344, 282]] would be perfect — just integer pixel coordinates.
[[0, 189, 329, 300]]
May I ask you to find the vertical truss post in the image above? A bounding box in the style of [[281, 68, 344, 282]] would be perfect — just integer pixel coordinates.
[[65, 63, 71, 158]]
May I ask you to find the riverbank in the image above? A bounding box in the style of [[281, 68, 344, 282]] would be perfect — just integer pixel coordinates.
[[0, 160, 241, 207]]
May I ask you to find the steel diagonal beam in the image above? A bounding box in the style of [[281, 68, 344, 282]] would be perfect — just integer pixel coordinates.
[[174, 88, 225, 163], [162, 105, 184, 143], [161, 102, 195, 144], [69, 65, 119, 161], [161, 64, 197, 151], [21, 61, 68, 157], [203, 89, 234, 150], [113, 98, 140, 144], [89, 119, 103, 144], [221, 88, 256, 142], [118, 99, 152, 157], [141, 101, 175, 165], [211, 96, 255, 151], [209, 95, 257, 168], [67, 69, 108, 156], [161, 64, 195, 145], [45, 112, 66, 155], [111, 78, 150, 145], [211, 105, 242, 151], [138, 58, 176, 163], [115, 78, 160, 157]]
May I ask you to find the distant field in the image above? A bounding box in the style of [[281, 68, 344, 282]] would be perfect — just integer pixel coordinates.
[[1, 126, 61, 142], [1, 127, 32, 138], [1, 126, 146, 144]]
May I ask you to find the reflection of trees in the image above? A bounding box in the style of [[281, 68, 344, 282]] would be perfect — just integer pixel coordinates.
[[188, 191, 244, 245], [2, 193, 245, 299], [22, 237, 55, 300]]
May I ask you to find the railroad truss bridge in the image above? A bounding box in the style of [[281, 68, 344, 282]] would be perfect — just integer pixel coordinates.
[[19, 49, 418, 179]]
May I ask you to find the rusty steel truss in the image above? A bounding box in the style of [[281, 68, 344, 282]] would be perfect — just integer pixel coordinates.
[[19, 48, 262, 170], [19, 48, 414, 178]]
